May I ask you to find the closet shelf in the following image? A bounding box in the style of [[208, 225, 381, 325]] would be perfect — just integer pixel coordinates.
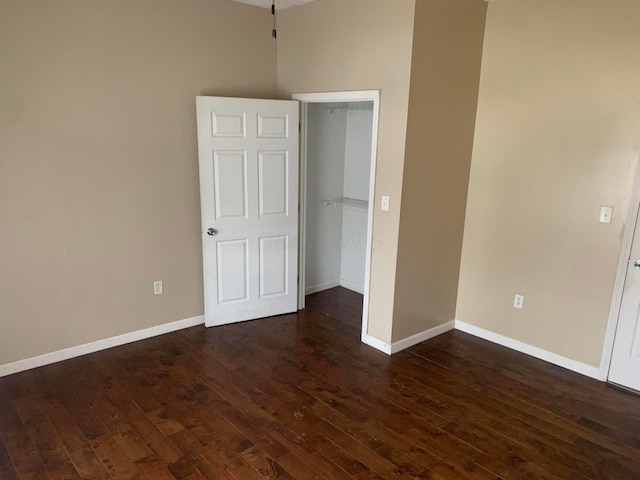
[[322, 197, 369, 210]]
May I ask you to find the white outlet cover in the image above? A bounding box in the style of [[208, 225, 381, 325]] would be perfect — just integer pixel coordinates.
[[154, 281, 163, 295], [513, 294, 524, 309]]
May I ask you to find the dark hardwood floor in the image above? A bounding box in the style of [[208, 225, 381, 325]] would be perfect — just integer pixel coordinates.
[[1, 287, 640, 479]]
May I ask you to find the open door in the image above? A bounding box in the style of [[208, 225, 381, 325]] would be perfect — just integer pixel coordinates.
[[196, 96, 299, 327], [609, 203, 640, 391]]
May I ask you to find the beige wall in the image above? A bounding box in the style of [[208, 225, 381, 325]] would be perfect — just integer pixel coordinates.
[[392, 0, 486, 342], [0, 0, 277, 365], [12, 0, 629, 370], [277, 0, 416, 343], [457, 0, 640, 367]]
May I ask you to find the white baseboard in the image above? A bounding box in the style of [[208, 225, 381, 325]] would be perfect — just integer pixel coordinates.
[[306, 280, 340, 295], [2, 312, 603, 382], [391, 321, 455, 354], [363, 321, 455, 356], [364, 320, 601, 380], [339, 280, 364, 295], [0, 315, 205, 378], [363, 335, 392, 355], [454, 320, 601, 380]]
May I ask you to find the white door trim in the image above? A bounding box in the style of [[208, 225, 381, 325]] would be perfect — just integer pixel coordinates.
[[292, 90, 381, 344], [297, 100, 309, 310], [601, 155, 640, 381]]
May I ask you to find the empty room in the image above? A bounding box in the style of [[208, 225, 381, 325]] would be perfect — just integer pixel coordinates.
[[1, 0, 640, 478]]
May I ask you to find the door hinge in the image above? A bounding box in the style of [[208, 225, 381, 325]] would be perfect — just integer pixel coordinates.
[[299, 122, 301, 133]]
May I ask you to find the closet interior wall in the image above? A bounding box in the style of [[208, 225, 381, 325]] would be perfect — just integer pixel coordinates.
[[305, 102, 373, 296]]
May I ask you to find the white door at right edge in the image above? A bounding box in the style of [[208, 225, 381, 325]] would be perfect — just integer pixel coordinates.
[[609, 209, 640, 391]]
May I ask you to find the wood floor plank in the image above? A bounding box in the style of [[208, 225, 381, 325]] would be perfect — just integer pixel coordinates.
[[241, 322, 507, 479], [276, 451, 327, 480], [12, 396, 82, 480], [168, 429, 237, 480], [399, 352, 639, 478], [0, 423, 20, 480], [0, 399, 49, 480], [38, 397, 89, 455], [68, 447, 111, 480], [89, 433, 138, 480], [1, 287, 639, 479]]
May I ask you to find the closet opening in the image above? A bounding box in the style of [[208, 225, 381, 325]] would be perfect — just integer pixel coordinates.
[[293, 91, 380, 343]]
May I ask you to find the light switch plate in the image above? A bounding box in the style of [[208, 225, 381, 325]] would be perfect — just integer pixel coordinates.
[[381, 195, 390, 212], [600, 206, 613, 224], [153, 280, 163, 295]]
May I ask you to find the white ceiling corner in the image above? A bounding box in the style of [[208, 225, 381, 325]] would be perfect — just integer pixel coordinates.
[[231, 0, 317, 9]]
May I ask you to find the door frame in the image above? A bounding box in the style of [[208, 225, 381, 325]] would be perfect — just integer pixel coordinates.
[[292, 90, 380, 343], [601, 156, 640, 381]]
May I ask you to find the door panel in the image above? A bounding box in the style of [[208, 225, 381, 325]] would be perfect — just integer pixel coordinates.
[[213, 151, 247, 220], [257, 113, 289, 138], [259, 152, 289, 217], [212, 112, 246, 137], [216, 239, 249, 304], [196, 96, 299, 327], [259, 235, 289, 298]]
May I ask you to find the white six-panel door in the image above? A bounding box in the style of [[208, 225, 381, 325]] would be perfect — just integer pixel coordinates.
[[196, 96, 299, 327], [609, 207, 640, 391]]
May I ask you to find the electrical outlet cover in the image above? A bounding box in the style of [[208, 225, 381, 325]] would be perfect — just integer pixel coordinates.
[[513, 294, 524, 309]]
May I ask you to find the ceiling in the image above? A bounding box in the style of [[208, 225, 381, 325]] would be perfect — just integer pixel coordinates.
[[231, 0, 317, 9]]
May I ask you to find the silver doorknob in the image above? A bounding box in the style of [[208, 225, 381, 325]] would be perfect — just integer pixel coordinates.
[[207, 228, 218, 236], [634, 259, 640, 269]]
